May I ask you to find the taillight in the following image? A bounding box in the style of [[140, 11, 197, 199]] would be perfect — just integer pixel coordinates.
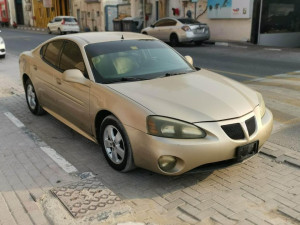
[[182, 25, 191, 32], [61, 19, 65, 25]]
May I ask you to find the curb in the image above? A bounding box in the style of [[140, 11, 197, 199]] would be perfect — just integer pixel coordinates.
[[16, 26, 46, 32]]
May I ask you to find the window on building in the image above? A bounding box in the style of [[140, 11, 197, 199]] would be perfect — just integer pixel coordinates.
[[44, 41, 64, 67], [260, 0, 300, 33], [59, 41, 87, 78], [97, 11, 100, 17], [88, 12, 90, 18]]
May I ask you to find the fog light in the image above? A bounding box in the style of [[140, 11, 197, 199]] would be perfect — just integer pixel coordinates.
[[158, 156, 177, 172]]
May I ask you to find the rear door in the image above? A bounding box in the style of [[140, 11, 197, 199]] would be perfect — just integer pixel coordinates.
[[35, 40, 64, 112]]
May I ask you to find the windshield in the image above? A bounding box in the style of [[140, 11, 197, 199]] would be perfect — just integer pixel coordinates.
[[85, 40, 194, 84], [178, 18, 201, 25]]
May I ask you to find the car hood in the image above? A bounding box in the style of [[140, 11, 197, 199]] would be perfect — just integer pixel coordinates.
[[107, 69, 259, 123]]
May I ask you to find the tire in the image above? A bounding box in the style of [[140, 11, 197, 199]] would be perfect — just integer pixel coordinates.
[[99, 115, 135, 172], [170, 34, 179, 47], [0, 54, 5, 59], [58, 28, 63, 35], [142, 31, 148, 35], [48, 27, 51, 34], [195, 41, 203, 46], [25, 79, 46, 115]]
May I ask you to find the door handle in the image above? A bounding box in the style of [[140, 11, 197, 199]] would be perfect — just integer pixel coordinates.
[[56, 78, 61, 85], [33, 65, 37, 71]]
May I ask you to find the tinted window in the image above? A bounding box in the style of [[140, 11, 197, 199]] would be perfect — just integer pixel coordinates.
[[178, 18, 201, 24], [40, 44, 48, 57], [60, 41, 87, 77], [64, 18, 77, 22], [54, 17, 62, 22], [44, 41, 64, 66], [155, 19, 176, 27]]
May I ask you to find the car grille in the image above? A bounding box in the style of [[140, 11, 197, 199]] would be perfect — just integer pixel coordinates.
[[221, 116, 257, 140], [221, 123, 245, 140], [0, 49, 5, 52], [245, 116, 256, 136]]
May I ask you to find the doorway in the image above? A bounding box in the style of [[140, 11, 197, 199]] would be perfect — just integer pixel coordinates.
[[250, 0, 261, 44]]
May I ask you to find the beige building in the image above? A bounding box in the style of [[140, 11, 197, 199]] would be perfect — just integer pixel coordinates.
[[72, 0, 128, 32]]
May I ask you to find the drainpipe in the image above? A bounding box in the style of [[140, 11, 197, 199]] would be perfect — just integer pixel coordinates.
[[143, 0, 146, 28]]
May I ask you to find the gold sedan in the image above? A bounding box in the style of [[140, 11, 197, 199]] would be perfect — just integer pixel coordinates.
[[19, 32, 273, 175]]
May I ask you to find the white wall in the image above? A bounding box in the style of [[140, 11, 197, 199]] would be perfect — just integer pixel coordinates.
[[7, 0, 16, 26]]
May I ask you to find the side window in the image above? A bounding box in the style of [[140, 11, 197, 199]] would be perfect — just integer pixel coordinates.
[[155, 19, 176, 27], [43, 41, 64, 66], [55, 17, 62, 22], [59, 41, 88, 78]]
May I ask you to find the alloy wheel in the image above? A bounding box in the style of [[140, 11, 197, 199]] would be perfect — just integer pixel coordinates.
[[103, 125, 125, 165]]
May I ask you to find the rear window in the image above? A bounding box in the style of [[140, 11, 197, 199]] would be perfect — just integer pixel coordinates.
[[64, 18, 77, 22], [43, 41, 64, 66], [178, 18, 201, 24]]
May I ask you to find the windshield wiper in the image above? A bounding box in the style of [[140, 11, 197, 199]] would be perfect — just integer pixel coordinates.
[[163, 71, 192, 77], [121, 77, 149, 81]]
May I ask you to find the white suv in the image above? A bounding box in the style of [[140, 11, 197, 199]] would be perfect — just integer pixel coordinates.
[[47, 16, 80, 35]]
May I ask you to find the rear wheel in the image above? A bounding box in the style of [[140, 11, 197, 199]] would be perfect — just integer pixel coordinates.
[[195, 41, 203, 46], [142, 31, 148, 35], [99, 115, 135, 172], [25, 79, 46, 115], [0, 55, 5, 59], [170, 34, 179, 47], [47, 27, 51, 34]]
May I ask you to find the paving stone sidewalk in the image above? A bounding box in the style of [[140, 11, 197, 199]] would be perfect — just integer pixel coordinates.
[[0, 54, 300, 224]]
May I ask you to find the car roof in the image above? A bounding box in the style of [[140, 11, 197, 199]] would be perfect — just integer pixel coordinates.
[[52, 32, 156, 45]]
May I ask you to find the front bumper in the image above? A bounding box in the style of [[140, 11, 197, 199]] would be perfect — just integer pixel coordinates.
[[126, 107, 273, 175]]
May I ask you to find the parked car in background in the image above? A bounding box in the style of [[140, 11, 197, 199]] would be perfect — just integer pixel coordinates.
[[47, 16, 80, 35], [142, 17, 210, 46], [0, 30, 6, 58], [19, 32, 272, 175]]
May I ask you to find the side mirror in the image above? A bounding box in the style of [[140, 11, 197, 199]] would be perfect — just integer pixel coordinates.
[[62, 69, 90, 86], [185, 55, 193, 66]]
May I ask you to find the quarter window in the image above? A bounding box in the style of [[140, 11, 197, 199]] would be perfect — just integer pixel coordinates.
[[43, 41, 64, 66], [59, 41, 87, 77]]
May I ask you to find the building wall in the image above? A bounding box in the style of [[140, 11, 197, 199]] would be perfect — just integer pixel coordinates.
[[6, 0, 16, 25], [32, 0, 69, 28], [22, 0, 32, 26], [72, 0, 101, 31], [72, 0, 126, 32]]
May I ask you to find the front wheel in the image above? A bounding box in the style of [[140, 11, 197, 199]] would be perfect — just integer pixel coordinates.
[[58, 28, 63, 35], [99, 115, 135, 172], [48, 27, 51, 34], [25, 79, 46, 115]]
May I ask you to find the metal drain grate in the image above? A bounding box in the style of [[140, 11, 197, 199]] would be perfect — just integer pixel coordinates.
[[51, 178, 123, 218]]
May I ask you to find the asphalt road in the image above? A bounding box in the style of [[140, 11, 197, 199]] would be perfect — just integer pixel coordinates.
[[1, 28, 300, 82]]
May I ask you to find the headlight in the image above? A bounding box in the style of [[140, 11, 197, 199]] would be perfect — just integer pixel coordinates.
[[147, 116, 206, 139], [257, 93, 266, 117]]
